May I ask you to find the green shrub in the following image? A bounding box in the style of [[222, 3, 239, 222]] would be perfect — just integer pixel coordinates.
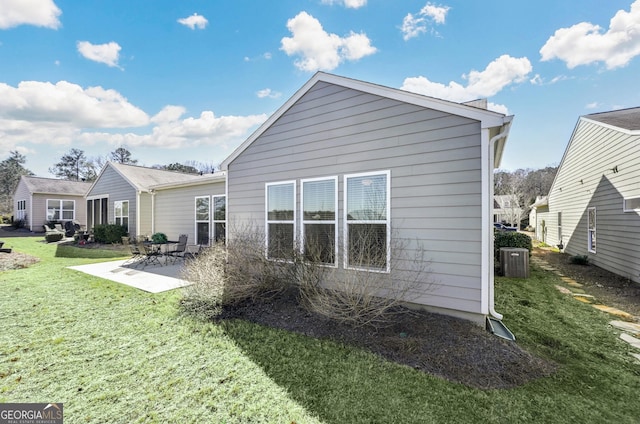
[[93, 224, 128, 244], [494, 230, 532, 261], [45, 232, 64, 243], [570, 255, 589, 265], [151, 232, 168, 244]]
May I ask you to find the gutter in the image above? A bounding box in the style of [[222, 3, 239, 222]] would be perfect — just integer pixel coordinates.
[[488, 118, 513, 321]]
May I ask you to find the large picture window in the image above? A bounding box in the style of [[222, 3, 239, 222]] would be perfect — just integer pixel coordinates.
[[588, 207, 596, 253], [47, 199, 75, 221], [114, 200, 129, 231], [266, 181, 295, 260], [344, 171, 390, 271], [195, 196, 210, 245], [213, 195, 226, 243], [302, 177, 337, 265]]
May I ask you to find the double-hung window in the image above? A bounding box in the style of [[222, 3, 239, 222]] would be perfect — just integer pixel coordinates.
[[114, 200, 129, 231], [302, 177, 337, 265], [213, 195, 226, 243], [266, 181, 295, 260], [47, 199, 75, 221], [344, 171, 390, 272], [587, 207, 596, 253], [195, 196, 210, 245], [17, 200, 26, 220]]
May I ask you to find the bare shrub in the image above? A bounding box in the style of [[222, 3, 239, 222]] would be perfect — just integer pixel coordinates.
[[294, 231, 437, 329], [180, 224, 292, 318]]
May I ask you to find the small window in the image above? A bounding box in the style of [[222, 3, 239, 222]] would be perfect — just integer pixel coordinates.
[[195, 196, 210, 245], [17, 200, 26, 220], [344, 171, 390, 272], [587, 207, 596, 253], [266, 181, 295, 260], [114, 200, 129, 231], [623, 197, 640, 212], [557, 212, 562, 243], [302, 177, 337, 265], [213, 195, 226, 243]]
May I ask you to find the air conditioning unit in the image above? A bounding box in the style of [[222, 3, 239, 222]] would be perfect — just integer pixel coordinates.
[[500, 248, 530, 278]]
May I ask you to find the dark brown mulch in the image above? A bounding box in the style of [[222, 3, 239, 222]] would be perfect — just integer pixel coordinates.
[[215, 287, 557, 390], [532, 246, 640, 319]]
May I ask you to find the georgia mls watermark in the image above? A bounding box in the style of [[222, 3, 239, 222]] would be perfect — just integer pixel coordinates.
[[0, 403, 63, 424]]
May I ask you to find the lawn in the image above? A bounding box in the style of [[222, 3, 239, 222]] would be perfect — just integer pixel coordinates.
[[1, 237, 639, 423]]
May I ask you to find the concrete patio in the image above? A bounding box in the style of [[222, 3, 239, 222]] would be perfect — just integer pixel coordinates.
[[68, 259, 191, 293]]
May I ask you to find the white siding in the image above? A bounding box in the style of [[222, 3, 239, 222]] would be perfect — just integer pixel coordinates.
[[227, 81, 486, 316], [548, 119, 640, 282], [13, 179, 34, 231]]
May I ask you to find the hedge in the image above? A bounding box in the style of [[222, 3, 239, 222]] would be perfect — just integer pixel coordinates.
[[93, 224, 128, 244], [494, 230, 532, 262]]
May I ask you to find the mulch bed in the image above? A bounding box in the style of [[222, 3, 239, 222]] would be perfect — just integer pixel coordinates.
[[215, 286, 558, 390]]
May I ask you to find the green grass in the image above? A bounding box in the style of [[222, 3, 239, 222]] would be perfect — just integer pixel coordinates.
[[1, 237, 639, 423]]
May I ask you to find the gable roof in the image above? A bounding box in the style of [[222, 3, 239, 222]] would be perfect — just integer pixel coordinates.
[[89, 162, 205, 193], [583, 107, 640, 133], [20, 175, 91, 196], [221, 72, 513, 170]]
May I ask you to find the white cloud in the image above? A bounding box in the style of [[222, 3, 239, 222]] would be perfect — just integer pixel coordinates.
[[320, 0, 367, 9], [77, 41, 122, 68], [256, 88, 282, 99], [0, 80, 268, 157], [401, 2, 449, 40], [0, 0, 61, 29], [0, 81, 148, 127], [280, 11, 376, 71], [178, 13, 208, 30], [401, 55, 532, 113], [585, 102, 599, 109], [540, 0, 640, 69]]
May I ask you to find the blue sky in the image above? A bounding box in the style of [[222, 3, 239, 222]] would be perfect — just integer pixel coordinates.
[[2, 0, 640, 177]]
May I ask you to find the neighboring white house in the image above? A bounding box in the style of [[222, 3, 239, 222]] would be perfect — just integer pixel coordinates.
[[221, 72, 513, 325], [493, 194, 523, 227], [528, 196, 548, 241], [13, 175, 91, 232], [537, 107, 640, 283]]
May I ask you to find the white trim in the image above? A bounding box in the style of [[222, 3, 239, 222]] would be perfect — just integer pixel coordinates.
[[587, 207, 597, 253], [212, 195, 226, 243], [301, 176, 338, 268], [194, 195, 211, 246], [114, 200, 129, 232], [343, 170, 391, 273], [623, 197, 640, 212], [265, 180, 296, 260], [16, 199, 27, 221]]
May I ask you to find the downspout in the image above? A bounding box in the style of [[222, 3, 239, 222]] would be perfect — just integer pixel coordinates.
[[136, 190, 141, 237], [487, 119, 512, 321], [150, 190, 156, 235]]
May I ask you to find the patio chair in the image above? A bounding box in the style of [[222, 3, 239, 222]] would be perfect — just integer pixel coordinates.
[[165, 234, 188, 264], [122, 237, 143, 267], [138, 241, 163, 268]]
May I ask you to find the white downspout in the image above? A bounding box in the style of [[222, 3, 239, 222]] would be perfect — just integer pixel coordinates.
[[488, 119, 512, 320]]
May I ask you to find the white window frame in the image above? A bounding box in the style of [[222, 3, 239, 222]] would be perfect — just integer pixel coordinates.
[[557, 211, 562, 243], [195, 196, 210, 246], [212, 195, 226, 243], [587, 207, 596, 253], [46, 199, 75, 221], [17, 199, 27, 220], [343, 170, 391, 273], [301, 176, 338, 267], [265, 180, 296, 261], [114, 200, 129, 231], [623, 197, 640, 212]]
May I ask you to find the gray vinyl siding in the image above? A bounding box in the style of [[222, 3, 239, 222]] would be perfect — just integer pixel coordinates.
[[87, 166, 138, 235], [227, 81, 486, 315], [153, 182, 225, 243], [138, 193, 153, 237], [548, 119, 640, 282]]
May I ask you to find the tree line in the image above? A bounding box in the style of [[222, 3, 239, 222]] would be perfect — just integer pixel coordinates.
[[494, 166, 558, 223]]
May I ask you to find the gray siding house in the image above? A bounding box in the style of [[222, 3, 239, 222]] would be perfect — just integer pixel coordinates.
[[221, 72, 513, 324], [537, 107, 640, 283], [86, 162, 203, 237], [149, 172, 226, 245], [13, 175, 91, 232]]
